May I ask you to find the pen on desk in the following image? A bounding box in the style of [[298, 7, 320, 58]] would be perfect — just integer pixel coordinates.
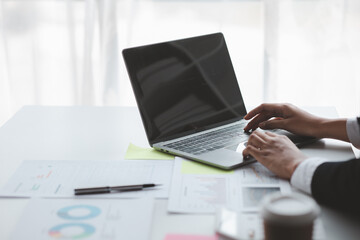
[[74, 183, 161, 195]]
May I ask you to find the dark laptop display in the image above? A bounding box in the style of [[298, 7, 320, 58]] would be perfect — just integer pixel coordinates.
[[123, 33, 247, 145]]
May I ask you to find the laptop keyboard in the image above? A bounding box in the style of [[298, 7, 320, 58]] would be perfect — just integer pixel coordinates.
[[163, 122, 249, 155]]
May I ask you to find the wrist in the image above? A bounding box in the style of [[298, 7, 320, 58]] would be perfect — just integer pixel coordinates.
[[316, 118, 348, 141], [310, 117, 328, 138]]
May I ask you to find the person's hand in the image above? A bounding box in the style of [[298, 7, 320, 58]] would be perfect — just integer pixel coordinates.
[[243, 103, 323, 138], [243, 131, 307, 179]]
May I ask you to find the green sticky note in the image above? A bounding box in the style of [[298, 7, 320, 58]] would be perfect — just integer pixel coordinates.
[[181, 160, 233, 174], [124, 143, 175, 160]]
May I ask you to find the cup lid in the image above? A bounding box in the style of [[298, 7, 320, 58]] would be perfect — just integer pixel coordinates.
[[260, 192, 320, 225]]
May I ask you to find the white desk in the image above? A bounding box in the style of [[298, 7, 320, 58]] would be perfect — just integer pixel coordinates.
[[0, 106, 358, 240]]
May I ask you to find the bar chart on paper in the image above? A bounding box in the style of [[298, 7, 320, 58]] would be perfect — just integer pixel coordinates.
[[10, 198, 154, 240], [168, 158, 239, 213], [168, 158, 291, 213], [0, 160, 173, 198], [176, 175, 230, 212]]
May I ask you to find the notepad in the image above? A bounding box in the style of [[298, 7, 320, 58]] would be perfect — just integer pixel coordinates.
[[124, 143, 175, 160]]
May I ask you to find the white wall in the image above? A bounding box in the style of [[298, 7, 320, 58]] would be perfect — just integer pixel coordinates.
[[0, 0, 359, 127]]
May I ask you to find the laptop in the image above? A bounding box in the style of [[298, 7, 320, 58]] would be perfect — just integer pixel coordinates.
[[122, 32, 315, 170]]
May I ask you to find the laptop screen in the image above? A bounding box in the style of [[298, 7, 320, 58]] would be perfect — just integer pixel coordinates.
[[123, 33, 247, 144]]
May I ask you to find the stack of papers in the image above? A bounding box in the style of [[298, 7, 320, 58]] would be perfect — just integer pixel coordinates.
[[1, 143, 324, 239]]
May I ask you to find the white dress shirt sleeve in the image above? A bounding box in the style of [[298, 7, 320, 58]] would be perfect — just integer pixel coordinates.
[[290, 118, 360, 194], [347, 117, 360, 149], [290, 157, 327, 194]]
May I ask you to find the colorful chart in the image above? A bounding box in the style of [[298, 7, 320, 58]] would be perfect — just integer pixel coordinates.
[[57, 205, 101, 220], [49, 223, 95, 239]]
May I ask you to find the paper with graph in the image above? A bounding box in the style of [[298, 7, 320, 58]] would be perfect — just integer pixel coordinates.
[[0, 160, 173, 198], [168, 157, 291, 213], [10, 198, 153, 240]]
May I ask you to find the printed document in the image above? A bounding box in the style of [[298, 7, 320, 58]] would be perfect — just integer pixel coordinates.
[[168, 157, 291, 213], [10, 198, 154, 240], [0, 160, 173, 198]]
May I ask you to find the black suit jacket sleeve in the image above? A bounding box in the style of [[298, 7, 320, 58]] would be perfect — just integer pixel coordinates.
[[311, 158, 360, 215]]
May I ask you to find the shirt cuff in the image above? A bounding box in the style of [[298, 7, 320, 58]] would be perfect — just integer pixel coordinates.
[[347, 118, 360, 149], [290, 157, 327, 194]]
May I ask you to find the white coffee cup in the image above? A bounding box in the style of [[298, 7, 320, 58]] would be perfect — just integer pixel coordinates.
[[260, 192, 320, 240]]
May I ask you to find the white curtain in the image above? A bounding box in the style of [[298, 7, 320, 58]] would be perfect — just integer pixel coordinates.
[[0, 0, 123, 125], [264, 0, 360, 117], [0, 0, 359, 126], [0, 0, 264, 126]]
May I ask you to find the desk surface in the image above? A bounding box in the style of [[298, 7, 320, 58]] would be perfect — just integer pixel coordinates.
[[0, 106, 358, 240]]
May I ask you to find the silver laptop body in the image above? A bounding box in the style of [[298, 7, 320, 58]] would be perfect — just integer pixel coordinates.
[[122, 33, 315, 170]]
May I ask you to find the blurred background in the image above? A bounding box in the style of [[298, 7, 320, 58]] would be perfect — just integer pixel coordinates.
[[0, 0, 359, 127]]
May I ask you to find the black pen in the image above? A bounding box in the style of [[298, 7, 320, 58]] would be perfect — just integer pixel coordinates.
[[74, 183, 161, 195]]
